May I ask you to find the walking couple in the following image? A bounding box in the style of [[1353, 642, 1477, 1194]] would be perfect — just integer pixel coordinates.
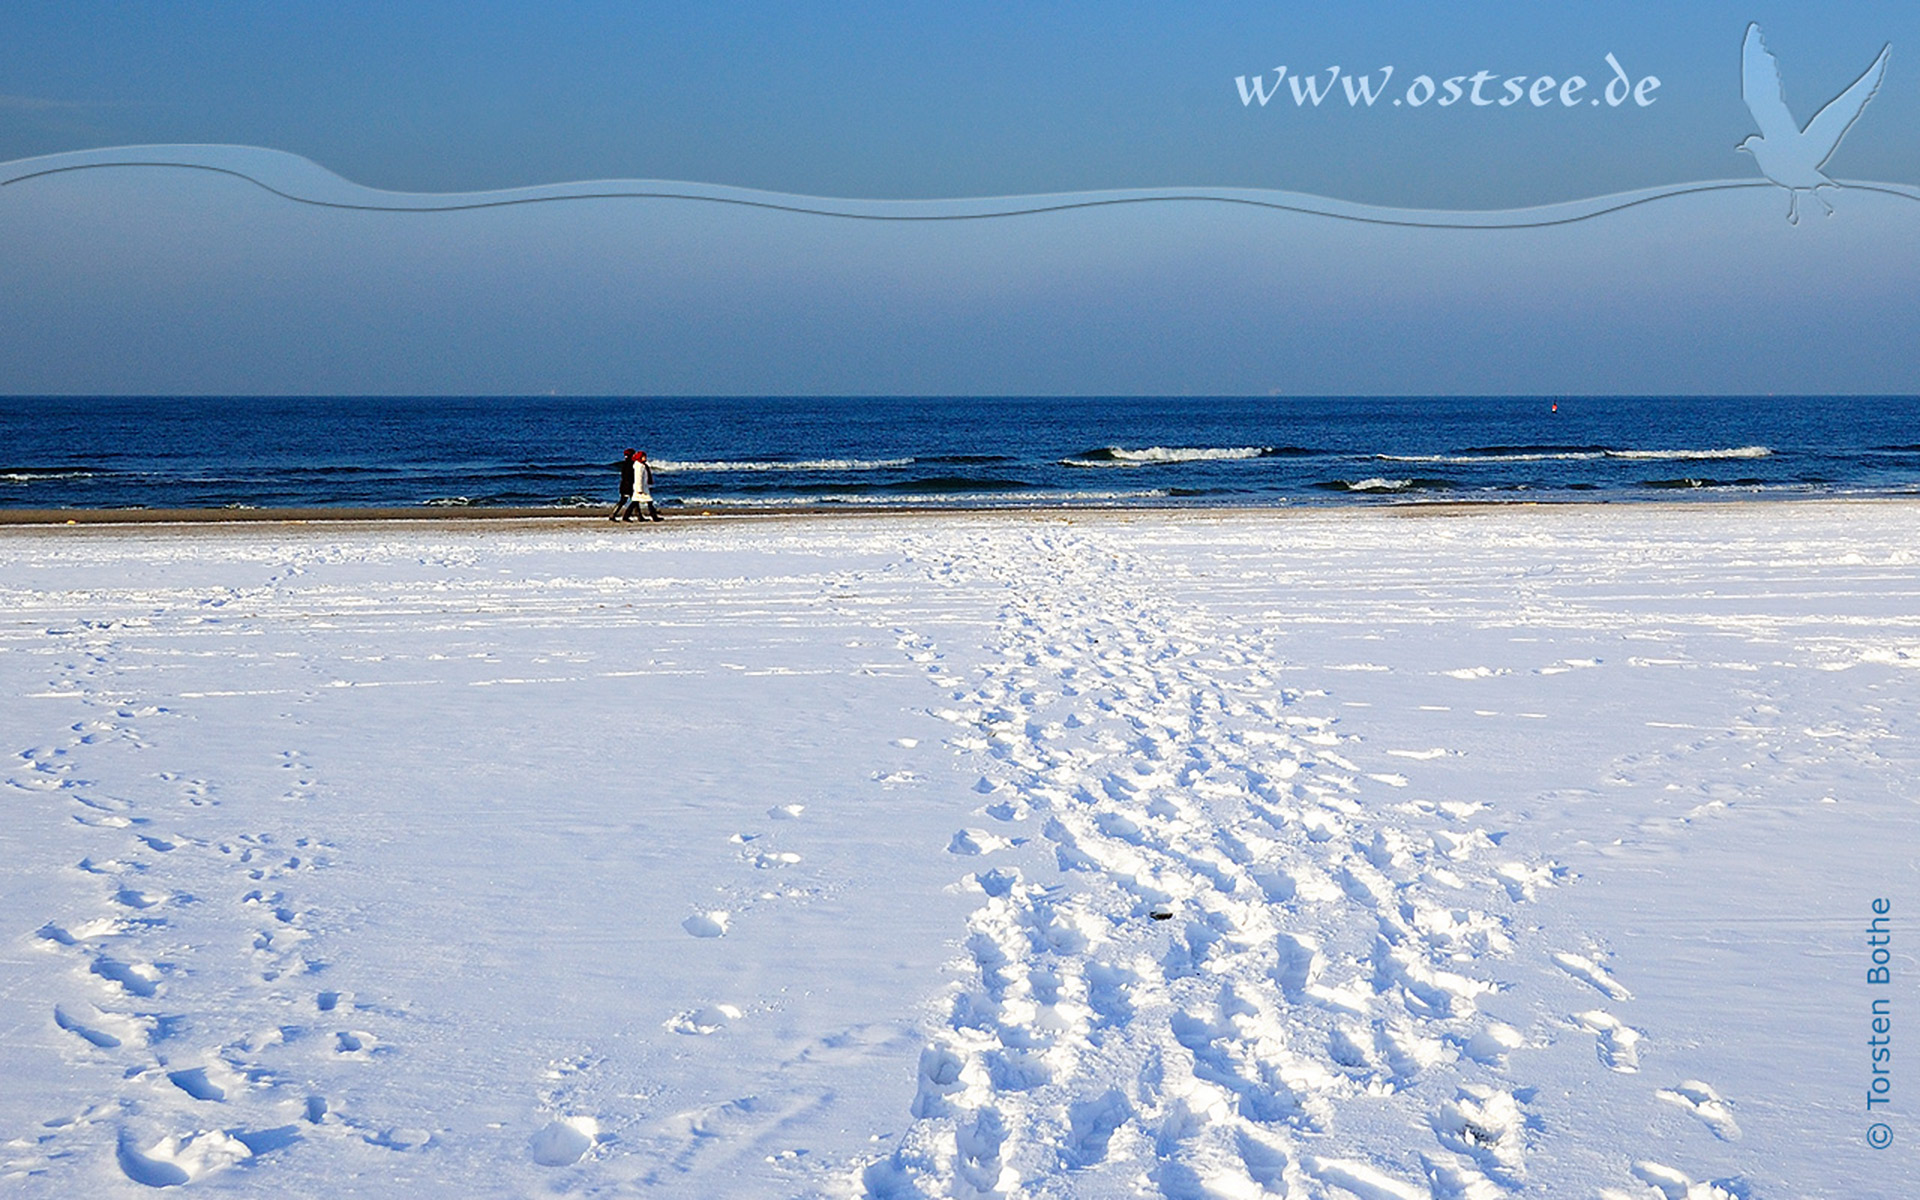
[[610, 449, 662, 522]]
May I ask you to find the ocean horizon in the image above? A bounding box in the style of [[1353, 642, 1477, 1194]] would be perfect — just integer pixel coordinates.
[[3, 394, 1917, 512]]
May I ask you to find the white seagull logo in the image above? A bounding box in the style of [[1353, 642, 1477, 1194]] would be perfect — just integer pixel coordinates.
[[1739, 22, 1890, 224]]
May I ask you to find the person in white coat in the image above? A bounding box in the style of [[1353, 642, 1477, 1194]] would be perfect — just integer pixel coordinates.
[[625, 450, 661, 522]]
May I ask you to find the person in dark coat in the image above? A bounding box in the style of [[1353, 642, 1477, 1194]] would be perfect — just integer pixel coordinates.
[[608, 449, 638, 520]]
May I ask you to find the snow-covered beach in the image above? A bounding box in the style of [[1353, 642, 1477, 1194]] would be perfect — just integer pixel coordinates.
[[3, 502, 1916, 1199]]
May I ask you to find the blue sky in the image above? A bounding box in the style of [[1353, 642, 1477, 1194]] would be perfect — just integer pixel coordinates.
[[3, 3, 1919, 394], [5, 2, 1918, 205]]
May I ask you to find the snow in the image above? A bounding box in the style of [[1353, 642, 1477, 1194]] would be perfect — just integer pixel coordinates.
[[2, 503, 1917, 1197]]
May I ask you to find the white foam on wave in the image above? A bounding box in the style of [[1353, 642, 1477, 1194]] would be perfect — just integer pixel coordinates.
[[2, 470, 96, 484], [1063, 446, 1270, 468], [1343, 477, 1414, 492], [1379, 446, 1772, 465], [1604, 445, 1772, 460], [652, 457, 915, 473]]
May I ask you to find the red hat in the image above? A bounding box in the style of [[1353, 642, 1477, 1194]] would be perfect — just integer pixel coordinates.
[[624, 448, 636, 457]]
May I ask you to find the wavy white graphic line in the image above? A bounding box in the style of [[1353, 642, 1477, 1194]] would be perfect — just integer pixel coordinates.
[[8, 144, 1919, 229]]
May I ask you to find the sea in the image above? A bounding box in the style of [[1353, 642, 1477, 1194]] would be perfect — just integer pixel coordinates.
[[2, 395, 1918, 512]]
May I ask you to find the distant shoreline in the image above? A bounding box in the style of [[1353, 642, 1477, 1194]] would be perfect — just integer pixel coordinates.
[[2, 494, 1917, 528]]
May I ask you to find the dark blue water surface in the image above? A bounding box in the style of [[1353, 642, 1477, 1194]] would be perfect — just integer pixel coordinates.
[[2, 396, 1918, 510]]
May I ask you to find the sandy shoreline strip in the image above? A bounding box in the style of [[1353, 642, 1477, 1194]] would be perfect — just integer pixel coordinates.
[[0, 505, 636, 525], [2, 494, 1917, 528]]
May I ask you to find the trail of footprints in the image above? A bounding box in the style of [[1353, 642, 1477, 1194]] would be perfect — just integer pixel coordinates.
[[655, 566, 917, 1055], [865, 525, 1738, 1199], [9, 537, 1747, 1193], [5, 671, 413, 1190]]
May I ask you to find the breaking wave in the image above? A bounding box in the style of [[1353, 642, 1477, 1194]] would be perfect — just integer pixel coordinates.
[[2, 468, 97, 484], [1604, 446, 1772, 461], [1380, 445, 1773, 465], [1063, 445, 1309, 468], [1313, 477, 1458, 493]]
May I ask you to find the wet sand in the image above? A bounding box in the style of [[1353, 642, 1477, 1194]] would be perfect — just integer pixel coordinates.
[[2, 495, 1915, 529]]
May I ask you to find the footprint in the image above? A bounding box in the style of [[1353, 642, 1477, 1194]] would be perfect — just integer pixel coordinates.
[[1271, 932, 1320, 998], [364, 1127, 432, 1151], [767, 804, 805, 820], [37, 917, 123, 946], [166, 1067, 227, 1103], [1553, 951, 1632, 1001], [529, 1116, 597, 1167], [73, 812, 135, 829], [244, 895, 298, 923], [91, 956, 163, 998], [54, 1003, 150, 1050], [953, 1106, 1010, 1195], [682, 911, 730, 939], [1431, 1084, 1526, 1181], [113, 886, 165, 910], [334, 1030, 379, 1057], [1460, 1022, 1527, 1066], [1301, 1154, 1429, 1200], [1329, 1024, 1374, 1071], [1249, 867, 1297, 903], [1656, 1080, 1741, 1140], [115, 1129, 251, 1187], [971, 868, 1021, 899], [232, 1125, 302, 1156], [1575, 1010, 1643, 1073], [666, 1004, 742, 1035], [947, 829, 1011, 856], [1625, 1160, 1743, 1200], [1092, 810, 1147, 844], [1496, 861, 1562, 902], [1062, 1090, 1131, 1168]]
